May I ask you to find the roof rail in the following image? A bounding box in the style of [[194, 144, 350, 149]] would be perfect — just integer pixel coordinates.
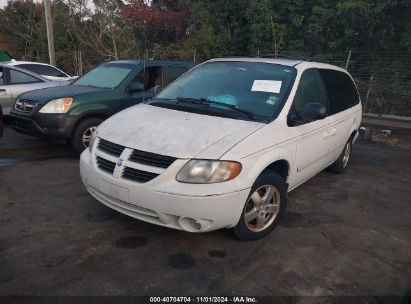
[[258, 54, 327, 63]]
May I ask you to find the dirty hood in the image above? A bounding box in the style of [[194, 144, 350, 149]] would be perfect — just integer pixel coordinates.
[[98, 104, 265, 159], [19, 84, 108, 104]]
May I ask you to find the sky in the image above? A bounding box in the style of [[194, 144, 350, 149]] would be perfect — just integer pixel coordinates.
[[0, 0, 8, 8]]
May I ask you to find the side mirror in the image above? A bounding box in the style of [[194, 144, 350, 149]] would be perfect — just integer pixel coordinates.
[[153, 85, 162, 95], [297, 102, 327, 122], [127, 82, 144, 93]]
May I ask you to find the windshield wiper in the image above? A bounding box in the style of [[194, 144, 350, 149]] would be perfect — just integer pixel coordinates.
[[176, 97, 257, 120], [76, 84, 105, 89]]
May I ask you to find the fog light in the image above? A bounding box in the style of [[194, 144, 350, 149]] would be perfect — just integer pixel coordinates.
[[190, 218, 201, 230]]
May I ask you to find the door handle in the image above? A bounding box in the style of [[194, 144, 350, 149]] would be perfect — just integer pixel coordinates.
[[0, 89, 6, 92], [323, 128, 337, 139], [323, 131, 332, 139]]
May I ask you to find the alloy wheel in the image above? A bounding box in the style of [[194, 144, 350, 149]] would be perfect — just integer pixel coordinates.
[[342, 142, 351, 168], [244, 185, 281, 232]]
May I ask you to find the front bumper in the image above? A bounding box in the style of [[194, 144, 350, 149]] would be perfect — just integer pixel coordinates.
[[9, 111, 76, 138], [80, 149, 250, 232]]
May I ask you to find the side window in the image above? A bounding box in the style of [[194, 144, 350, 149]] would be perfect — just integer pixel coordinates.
[[16, 64, 41, 75], [0, 67, 4, 85], [164, 66, 187, 86], [319, 69, 359, 115], [292, 69, 327, 113], [130, 66, 163, 92], [10, 69, 42, 84], [17, 64, 65, 77]]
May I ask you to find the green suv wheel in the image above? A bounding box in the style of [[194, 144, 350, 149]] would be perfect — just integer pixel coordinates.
[[71, 117, 103, 154]]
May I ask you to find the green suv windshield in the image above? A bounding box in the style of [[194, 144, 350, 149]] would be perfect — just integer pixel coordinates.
[[74, 64, 133, 89], [155, 61, 296, 121]]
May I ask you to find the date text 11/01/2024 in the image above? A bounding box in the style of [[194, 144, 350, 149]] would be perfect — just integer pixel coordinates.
[[149, 297, 258, 303]]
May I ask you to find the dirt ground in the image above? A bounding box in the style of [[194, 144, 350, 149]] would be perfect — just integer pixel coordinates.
[[1, 126, 411, 300]]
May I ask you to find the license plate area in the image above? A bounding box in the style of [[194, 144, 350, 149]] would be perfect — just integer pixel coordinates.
[[100, 180, 130, 202]]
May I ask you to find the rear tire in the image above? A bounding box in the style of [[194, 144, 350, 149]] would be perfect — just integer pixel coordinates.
[[233, 171, 287, 241], [327, 139, 352, 174], [71, 117, 103, 154]]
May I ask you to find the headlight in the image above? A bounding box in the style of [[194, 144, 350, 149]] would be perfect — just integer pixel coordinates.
[[176, 160, 241, 184], [89, 130, 98, 152], [39, 97, 73, 113]]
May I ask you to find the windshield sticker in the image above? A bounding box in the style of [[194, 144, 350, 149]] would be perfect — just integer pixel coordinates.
[[251, 80, 282, 93], [266, 95, 280, 105]]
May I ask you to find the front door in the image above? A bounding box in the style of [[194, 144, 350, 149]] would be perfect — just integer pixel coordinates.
[[8, 68, 44, 106], [290, 69, 336, 186], [122, 65, 164, 110]]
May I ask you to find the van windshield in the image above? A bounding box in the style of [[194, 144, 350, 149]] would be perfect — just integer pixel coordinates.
[[154, 61, 296, 121], [73, 64, 133, 89]]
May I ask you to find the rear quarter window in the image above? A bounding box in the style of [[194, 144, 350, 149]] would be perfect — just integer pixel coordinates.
[[319, 69, 360, 115]]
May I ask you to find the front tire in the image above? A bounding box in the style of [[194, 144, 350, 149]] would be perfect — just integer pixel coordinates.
[[71, 118, 103, 154], [233, 171, 287, 241]]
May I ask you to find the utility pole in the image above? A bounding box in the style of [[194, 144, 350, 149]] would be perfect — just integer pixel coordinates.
[[44, 0, 55, 66], [345, 49, 352, 70]]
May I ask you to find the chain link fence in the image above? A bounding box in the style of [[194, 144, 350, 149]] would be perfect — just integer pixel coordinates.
[[46, 48, 411, 118], [323, 51, 411, 117]]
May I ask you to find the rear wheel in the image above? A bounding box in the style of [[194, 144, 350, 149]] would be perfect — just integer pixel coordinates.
[[327, 139, 352, 174], [71, 117, 103, 154], [233, 171, 287, 241]]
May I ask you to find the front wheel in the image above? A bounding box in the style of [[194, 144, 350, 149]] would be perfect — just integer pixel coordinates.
[[233, 171, 287, 241], [71, 118, 103, 154]]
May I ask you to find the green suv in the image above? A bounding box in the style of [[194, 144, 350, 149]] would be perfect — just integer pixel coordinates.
[[10, 60, 194, 153]]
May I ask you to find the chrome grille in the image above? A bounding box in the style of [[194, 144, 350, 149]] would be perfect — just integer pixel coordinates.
[[96, 156, 116, 174], [95, 138, 177, 183], [98, 139, 125, 157], [129, 149, 176, 168], [15, 99, 38, 113], [122, 167, 159, 183]]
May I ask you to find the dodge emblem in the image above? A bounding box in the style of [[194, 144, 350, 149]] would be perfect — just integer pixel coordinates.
[[117, 159, 124, 166]]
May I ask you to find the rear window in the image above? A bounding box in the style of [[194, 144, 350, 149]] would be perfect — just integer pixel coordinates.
[[319, 69, 360, 115]]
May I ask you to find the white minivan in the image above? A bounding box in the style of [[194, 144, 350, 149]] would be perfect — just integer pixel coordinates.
[[80, 58, 362, 240]]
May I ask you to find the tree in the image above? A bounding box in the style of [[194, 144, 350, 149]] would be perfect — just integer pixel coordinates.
[[0, 0, 47, 60], [67, 0, 135, 60], [122, 0, 189, 47]]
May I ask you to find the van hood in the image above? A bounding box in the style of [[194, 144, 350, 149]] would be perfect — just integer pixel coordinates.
[[98, 104, 266, 159], [19, 84, 107, 104]]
